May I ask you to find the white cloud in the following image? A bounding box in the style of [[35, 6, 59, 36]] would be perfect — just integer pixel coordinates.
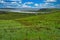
[[40, 3, 56, 8], [26, 2, 33, 4], [45, 0, 56, 2], [11, 2, 21, 6], [5, 1, 33, 8], [34, 2, 56, 8], [24, 2, 33, 5], [5, 0, 21, 1], [22, 4, 32, 8], [0, 0, 6, 3], [21, 2, 33, 8], [0, 0, 22, 8], [3, 0, 22, 8], [34, 3, 39, 7], [19, 1, 22, 3]]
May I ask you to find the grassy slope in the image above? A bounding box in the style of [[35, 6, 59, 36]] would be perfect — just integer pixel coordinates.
[[17, 12, 60, 27], [0, 12, 35, 27], [0, 11, 60, 40]]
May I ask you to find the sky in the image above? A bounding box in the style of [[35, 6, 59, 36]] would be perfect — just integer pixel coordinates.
[[0, 0, 60, 8]]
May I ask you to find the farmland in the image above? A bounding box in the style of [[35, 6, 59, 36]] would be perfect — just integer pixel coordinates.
[[0, 10, 60, 40]]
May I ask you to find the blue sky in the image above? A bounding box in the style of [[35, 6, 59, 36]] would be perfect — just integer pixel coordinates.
[[0, 0, 60, 8]]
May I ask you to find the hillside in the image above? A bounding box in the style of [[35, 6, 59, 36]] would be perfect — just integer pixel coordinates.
[[38, 8, 60, 12], [0, 10, 60, 40]]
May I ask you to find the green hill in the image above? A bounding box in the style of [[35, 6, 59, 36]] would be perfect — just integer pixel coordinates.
[[38, 8, 60, 12], [0, 10, 60, 40]]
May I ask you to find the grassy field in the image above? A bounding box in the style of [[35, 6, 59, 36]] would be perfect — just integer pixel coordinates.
[[0, 11, 60, 40]]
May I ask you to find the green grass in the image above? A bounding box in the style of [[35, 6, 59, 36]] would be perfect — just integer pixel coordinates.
[[0, 11, 60, 40]]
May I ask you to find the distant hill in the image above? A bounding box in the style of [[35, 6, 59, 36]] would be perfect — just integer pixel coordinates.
[[38, 8, 60, 12]]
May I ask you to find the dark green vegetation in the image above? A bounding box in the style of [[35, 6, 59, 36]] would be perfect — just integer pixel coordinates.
[[38, 8, 60, 12], [0, 10, 60, 40]]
